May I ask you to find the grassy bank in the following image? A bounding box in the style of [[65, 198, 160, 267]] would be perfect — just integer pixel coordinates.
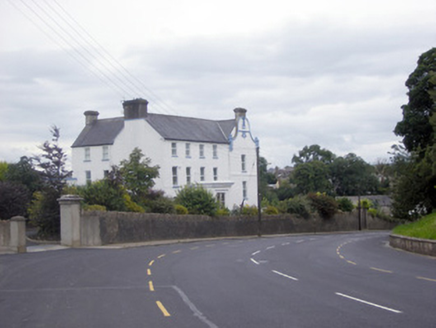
[[392, 213, 436, 240]]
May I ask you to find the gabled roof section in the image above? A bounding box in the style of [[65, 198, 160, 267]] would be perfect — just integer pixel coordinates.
[[72, 114, 236, 148], [71, 117, 124, 148], [145, 114, 234, 144]]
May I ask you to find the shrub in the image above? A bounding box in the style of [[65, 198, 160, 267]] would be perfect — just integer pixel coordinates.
[[83, 204, 107, 211], [368, 208, 377, 217], [216, 207, 230, 216], [337, 197, 354, 212], [307, 192, 338, 219], [149, 197, 175, 214], [263, 205, 279, 215], [284, 195, 311, 219], [175, 204, 189, 215], [360, 198, 373, 210], [28, 189, 61, 238], [175, 185, 219, 216], [0, 181, 32, 220], [123, 193, 145, 213], [76, 180, 127, 212], [241, 205, 259, 216]]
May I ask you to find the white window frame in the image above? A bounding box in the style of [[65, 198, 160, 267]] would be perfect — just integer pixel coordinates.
[[243, 181, 247, 200], [185, 143, 191, 158], [171, 142, 177, 157], [84, 147, 91, 162], [102, 146, 109, 161], [85, 170, 92, 183], [213, 167, 218, 181], [199, 144, 205, 158], [186, 167, 191, 185], [241, 154, 246, 172], [213, 144, 218, 159], [200, 167, 205, 181], [172, 166, 178, 186]]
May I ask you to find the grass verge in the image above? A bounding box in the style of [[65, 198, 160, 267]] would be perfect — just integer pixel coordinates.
[[392, 213, 436, 240]]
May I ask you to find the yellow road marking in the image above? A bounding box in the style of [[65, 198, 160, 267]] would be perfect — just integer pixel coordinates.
[[158, 254, 166, 259], [148, 260, 154, 267], [339, 255, 344, 259], [370, 267, 392, 273], [417, 276, 436, 282], [147, 269, 151, 276], [149, 281, 155, 292], [347, 260, 357, 265], [156, 301, 171, 317]]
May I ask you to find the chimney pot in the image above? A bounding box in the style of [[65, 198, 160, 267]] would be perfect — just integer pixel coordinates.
[[234, 107, 247, 120], [123, 98, 149, 119], [84, 111, 99, 125]]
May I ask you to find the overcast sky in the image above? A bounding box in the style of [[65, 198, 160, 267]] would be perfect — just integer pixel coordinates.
[[1, 0, 435, 170]]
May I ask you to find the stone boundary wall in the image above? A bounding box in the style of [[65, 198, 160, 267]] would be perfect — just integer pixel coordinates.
[[0, 217, 26, 254], [389, 234, 436, 257], [79, 210, 397, 246]]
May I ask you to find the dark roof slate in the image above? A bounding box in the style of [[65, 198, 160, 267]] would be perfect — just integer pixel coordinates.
[[72, 113, 235, 148], [72, 117, 124, 148]]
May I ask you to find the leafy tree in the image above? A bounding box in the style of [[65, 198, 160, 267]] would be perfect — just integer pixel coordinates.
[[392, 48, 436, 219], [394, 48, 436, 155], [0, 181, 32, 220], [291, 160, 333, 195], [175, 185, 219, 216], [76, 180, 128, 212], [292, 144, 336, 165], [0, 161, 8, 181], [5, 156, 42, 194], [29, 126, 72, 237], [330, 153, 379, 196], [118, 147, 160, 202]]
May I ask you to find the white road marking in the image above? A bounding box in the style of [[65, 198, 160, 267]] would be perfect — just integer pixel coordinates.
[[335, 293, 402, 314], [272, 270, 298, 281], [266, 246, 275, 250], [295, 240, 305, 243], [251, 250, 260, 256], [250, 258, 260, 265], [282, 242, 290, 246]]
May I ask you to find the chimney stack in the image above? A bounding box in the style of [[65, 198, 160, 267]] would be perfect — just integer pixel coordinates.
[[84, 111, 99, 125], [233, 107, 247, 120], [123, 98, 149, 119]]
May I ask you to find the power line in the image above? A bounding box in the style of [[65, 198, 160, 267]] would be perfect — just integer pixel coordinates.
[[9, 0, 178, 115]]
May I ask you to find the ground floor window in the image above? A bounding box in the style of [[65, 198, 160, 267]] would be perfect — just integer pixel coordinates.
[[216, 192, 225, 206], [86, 170, 92, 184], [242, 181, 247, 200]]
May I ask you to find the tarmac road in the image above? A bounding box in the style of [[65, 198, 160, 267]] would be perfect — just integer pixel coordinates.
[[1, 231, 435, 327]]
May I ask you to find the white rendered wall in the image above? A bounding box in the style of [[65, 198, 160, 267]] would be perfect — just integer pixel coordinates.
[[71, 116, 258, 209]]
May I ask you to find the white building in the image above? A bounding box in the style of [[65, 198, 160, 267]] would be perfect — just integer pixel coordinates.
[[71, 99, 259, 209]]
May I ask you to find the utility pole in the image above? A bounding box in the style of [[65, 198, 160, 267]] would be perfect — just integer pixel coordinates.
[[256, 138, 261, 237]]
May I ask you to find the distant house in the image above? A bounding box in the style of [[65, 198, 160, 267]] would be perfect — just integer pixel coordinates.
[[71, 98, 259, 209]]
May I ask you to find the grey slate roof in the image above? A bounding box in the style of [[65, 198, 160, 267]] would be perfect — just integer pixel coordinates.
[[72, 113, 236, 148], [72, 117, 124, 148]]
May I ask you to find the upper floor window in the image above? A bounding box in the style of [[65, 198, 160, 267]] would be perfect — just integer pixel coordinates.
[[85, 170, 92, 183], [213, 145, 218, 159], [213, 167, 218, 181], [200, 167, 205, 181], [172, 166, 178, 186], [186, 167, 191, 185], [241, 154, 246, 172], [199, 144, 205, 158], [84, 147, 91, 162], [185, 143, 191, 158], [171, 143, 177, 157], [102, 146, 109, 161]]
